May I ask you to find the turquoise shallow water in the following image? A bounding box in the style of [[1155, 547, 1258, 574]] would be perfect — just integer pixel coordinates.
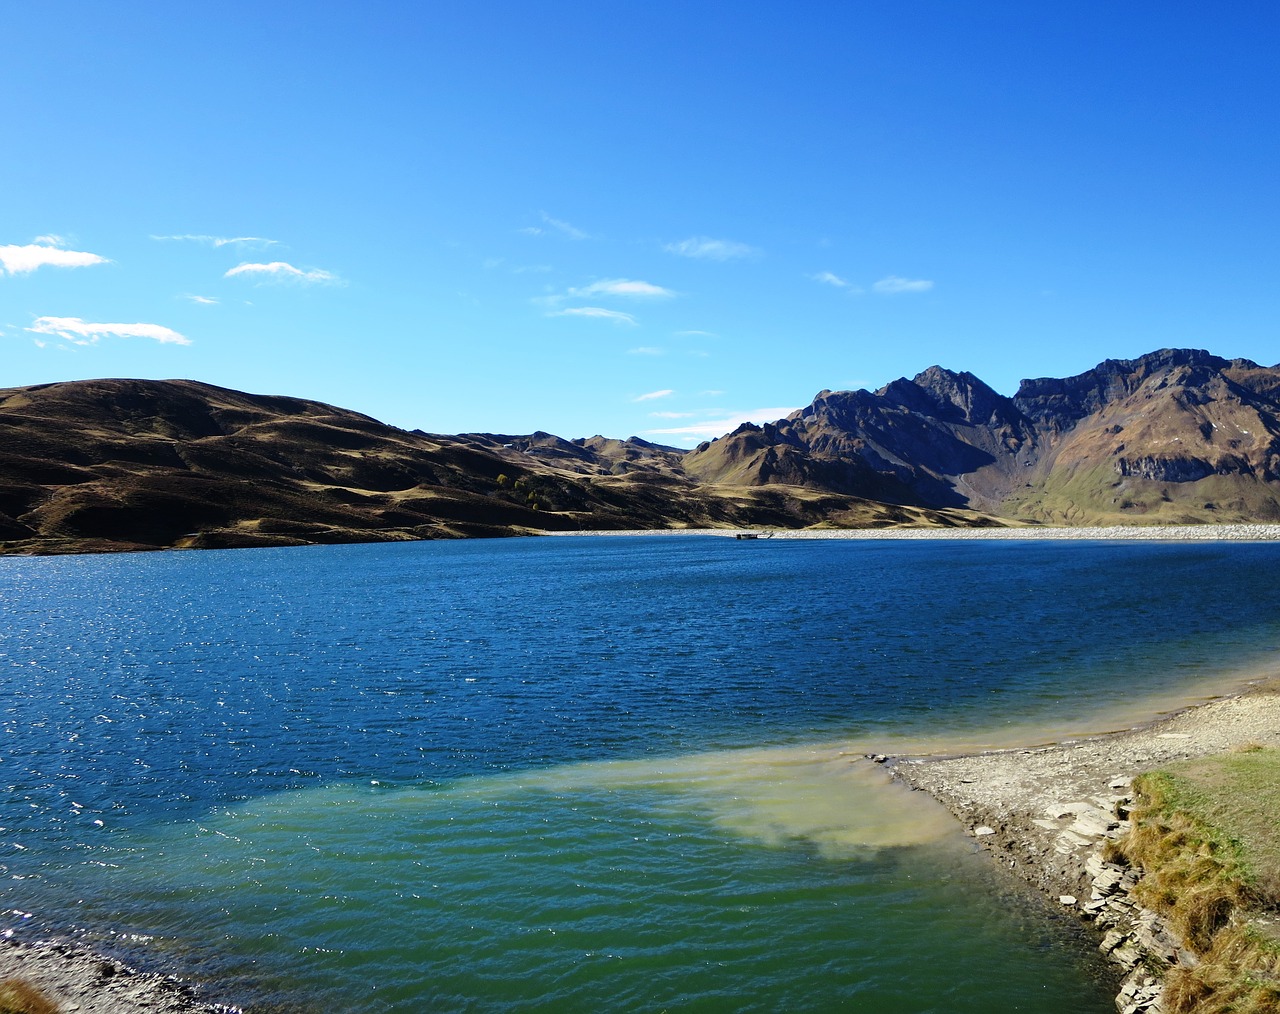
[[2, 536, 1279, 1011]]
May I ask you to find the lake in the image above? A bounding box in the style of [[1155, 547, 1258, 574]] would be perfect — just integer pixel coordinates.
[[3, 535, 1278, 1011]]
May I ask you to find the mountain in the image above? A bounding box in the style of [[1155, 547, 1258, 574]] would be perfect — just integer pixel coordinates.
[[0, 378, 995, 554], [3, 349, 1276, 554], [684, 348, 1280, 525]]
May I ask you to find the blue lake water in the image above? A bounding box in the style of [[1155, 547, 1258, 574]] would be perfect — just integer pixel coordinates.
[[2, 535, 1279, 1011]]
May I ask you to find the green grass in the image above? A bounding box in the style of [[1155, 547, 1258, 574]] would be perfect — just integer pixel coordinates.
[[1002, 462, 1280, 526], [1110, 747, 1280, 1013], [1158, 746, 1280, 899]]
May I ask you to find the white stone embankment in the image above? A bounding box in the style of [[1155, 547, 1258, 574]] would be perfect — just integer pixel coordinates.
[[549, 523, 1280, 540]]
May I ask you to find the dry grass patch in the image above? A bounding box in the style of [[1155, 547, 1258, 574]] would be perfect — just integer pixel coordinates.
[[0, 978, 59, 1014], [1112, 748, 1280, 1013]]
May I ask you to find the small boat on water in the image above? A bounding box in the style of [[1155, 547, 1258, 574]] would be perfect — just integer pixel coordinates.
[[734, 532, 774, 540]]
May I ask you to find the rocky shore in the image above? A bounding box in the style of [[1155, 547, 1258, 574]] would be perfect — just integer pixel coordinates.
[[0, 935, 237, 1013], [890, 680, 1280, 1013]]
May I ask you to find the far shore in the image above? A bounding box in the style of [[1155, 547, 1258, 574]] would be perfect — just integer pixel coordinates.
[[548, 522, 1280, 540]]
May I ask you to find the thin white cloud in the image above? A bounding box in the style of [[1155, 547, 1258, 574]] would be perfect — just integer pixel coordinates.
[[674, 329, 719, 338], [571, 278, 674, 299], [647, 406, 798, 439], [649, 410, 694, 419], [664, 236, 760, 261], [184, 294, 218, 305], [814, 268, 865, 289], [549, 306, 637, 325], [0, 241, 109, 275], [627, 346, 664, 356], [152, 234, 278, 248], [225, 261, 339, 284], [632, 389, 674, 402], [872, 275, 933, 294], [28, 316, 192, 346], [483, 256, 549, 273], [522, 212, 589, 240], [701, 389, 726, 396]]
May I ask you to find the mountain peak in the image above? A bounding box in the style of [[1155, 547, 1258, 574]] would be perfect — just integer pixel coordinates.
[[1014, 348, 1262, 427], [875, 365, 1010, 425]]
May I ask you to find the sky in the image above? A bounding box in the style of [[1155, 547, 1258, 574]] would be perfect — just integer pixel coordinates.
[[3, 3, 1279, 447]]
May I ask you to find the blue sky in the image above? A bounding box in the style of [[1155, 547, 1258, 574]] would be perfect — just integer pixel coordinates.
[[3, 3, 1278, 446]]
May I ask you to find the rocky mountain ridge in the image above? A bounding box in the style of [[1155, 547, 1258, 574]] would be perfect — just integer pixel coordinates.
[[1, 348, 1277, 553], [686, 348, 1280, 525]]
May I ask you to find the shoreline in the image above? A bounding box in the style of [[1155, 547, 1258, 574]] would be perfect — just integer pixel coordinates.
[[0, 934, 237, 1013], [888, 678, 1280, 1010], [549, 522, 1280, 540], [13, 683, 1274, 1014], [890, 677, 1280, 897]]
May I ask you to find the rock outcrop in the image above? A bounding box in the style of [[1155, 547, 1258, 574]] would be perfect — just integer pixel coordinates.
[[684, 348, 1280, 525]]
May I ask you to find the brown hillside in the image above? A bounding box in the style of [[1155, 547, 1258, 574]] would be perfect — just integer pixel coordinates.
[[0, 378, 997, 554]]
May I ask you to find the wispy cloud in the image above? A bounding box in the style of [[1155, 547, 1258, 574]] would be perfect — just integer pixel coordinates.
[[632, 389, 674, 402], [520, 212, 589, 240], [649, 410, 694, 419], [184, 294, 219, 305], [627, 346, 664, 356], [872, 275, 933, 295], [646, 406, 798, 439], [664, 236, 760, 261], [538, 277, 674, 315], [549, 306, 637, 325], [225, 261, 339, 284], [570, 278, 674, 299], [813, 270, 865, 293], [0, 239, 109, 275], [28, 316, 191, 346], [152, 234, 278, 248], [490, 258, 552, 274], [674, 329, 719, 338]]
